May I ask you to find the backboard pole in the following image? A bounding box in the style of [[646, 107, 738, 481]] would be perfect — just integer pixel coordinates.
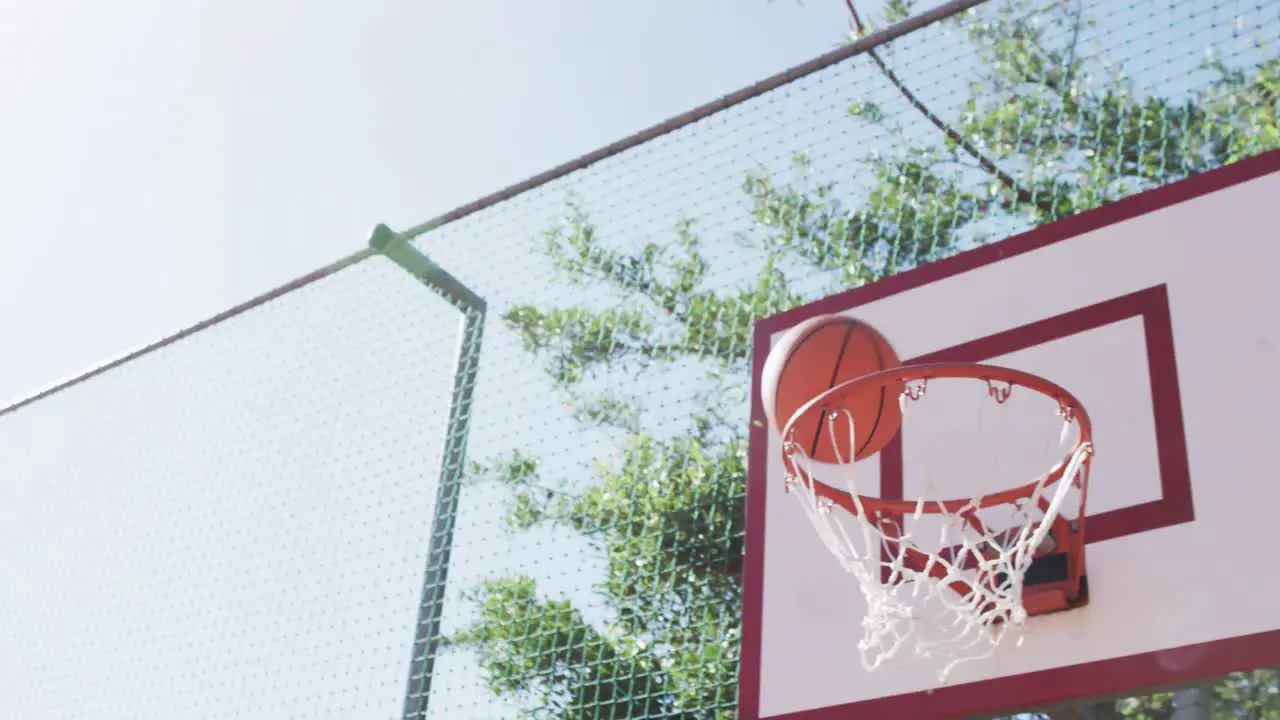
[[1169, 684, 1214, 720], [371, 225, 487, 720]]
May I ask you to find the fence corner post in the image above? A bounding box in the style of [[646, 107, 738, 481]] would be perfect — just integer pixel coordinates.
[[371, 223, 487, 720]]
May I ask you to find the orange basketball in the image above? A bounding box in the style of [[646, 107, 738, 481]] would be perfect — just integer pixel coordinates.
[[761, 314, 904, 463]]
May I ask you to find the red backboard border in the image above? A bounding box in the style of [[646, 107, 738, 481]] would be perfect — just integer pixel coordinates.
[[741, 149, 1280, 719]]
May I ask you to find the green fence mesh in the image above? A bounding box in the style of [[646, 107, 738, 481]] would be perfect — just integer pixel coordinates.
[[2, 0, 1278, 718], [414, 1, 1278, 717], [0, 255, 472, 717]]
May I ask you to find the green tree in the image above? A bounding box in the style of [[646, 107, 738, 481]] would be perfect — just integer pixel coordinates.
[[447, 1, 1279, 717], [1111, 672, 1280, 719]]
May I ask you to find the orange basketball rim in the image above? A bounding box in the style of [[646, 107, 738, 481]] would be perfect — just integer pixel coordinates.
[[779, 362, 1094, 621]]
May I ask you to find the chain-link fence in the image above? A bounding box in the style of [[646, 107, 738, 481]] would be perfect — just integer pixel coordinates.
[[0, 246, 484, 718], [2, 0, 1277, 718]]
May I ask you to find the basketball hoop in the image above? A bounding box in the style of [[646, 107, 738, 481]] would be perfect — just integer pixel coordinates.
[[778, 362, 1093, 681]]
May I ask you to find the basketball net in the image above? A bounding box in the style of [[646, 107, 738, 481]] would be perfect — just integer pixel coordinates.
[[780, 376, 1092, 682]]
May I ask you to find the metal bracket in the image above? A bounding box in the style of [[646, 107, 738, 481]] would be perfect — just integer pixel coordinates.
[[371, 223, 487, 720], [369, 224, 486, 313]]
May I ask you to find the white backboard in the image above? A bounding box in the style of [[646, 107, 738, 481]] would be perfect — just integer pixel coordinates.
[[741, 150, 1280, 719]]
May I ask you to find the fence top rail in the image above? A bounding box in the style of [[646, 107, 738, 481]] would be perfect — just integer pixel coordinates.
[[0, 0, 983, 419], [0, 248, 376, 420], [394, 0, 987, 242]]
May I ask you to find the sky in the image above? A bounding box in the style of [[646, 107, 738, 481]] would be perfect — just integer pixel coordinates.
[[0, 1, 858, 716], [0, 0, 852, 406], [2, 0, 1273, 717]]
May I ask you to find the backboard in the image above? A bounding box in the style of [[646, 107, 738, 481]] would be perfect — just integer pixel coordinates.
[[741, 150, 1280, 719]]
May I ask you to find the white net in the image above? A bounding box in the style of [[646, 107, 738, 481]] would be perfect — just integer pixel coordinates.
[[780, 376, 1092, 682]]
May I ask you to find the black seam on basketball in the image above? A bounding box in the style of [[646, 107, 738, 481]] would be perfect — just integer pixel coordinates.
[[856, 333, 889, 458], [775, 322, 845, 454], [810, 322, 857, 458]]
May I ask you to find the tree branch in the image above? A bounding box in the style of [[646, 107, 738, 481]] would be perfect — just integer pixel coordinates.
[[845, 0, 1054, 215]]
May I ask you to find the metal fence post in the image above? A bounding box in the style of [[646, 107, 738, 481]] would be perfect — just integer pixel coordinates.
[[370, 224, 486, 720]]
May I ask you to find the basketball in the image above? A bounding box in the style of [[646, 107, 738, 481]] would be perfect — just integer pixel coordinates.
[[761, 314, 904, 463]]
